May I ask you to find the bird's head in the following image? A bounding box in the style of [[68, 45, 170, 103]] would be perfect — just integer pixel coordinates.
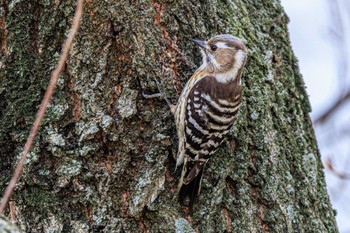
[[191, 34, 247, 75]]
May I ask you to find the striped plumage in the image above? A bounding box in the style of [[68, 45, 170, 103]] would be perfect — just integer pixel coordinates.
[[174, 35, 248, 207]]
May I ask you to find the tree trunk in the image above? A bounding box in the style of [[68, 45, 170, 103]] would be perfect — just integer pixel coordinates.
[[0, 0, 338, 232]]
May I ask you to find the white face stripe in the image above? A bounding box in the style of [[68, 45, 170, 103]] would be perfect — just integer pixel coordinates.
[[215, 42, 229, 48], [213, 49, 246, 84], [234, 50, 246, 72], [208, 54, 218, 67]]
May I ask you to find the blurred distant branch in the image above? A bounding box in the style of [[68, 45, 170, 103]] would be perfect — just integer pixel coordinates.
[[314, 91, 350, 124], [327, 0, 348, 92], [315, 0, 350, 125], [324, 158, 350, 180]]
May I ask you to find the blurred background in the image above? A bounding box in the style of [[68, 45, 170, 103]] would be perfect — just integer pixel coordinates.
[[281, 0, 350, 232]]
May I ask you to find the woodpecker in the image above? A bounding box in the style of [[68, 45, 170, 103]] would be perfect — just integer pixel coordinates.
[[173, 34, 248, 207]]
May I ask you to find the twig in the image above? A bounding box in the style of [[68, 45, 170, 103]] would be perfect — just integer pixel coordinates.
[[9, 201, 15, 224], [326, 0, 348, 93], [314, 91, 350, 124], [0, 0, 84, 215], [324, 157, 350, 180], [0, 18, 7, 55], [314, 0, 350, 125]]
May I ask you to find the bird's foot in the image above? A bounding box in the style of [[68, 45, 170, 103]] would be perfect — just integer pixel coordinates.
[[142, 78, 175, 113]]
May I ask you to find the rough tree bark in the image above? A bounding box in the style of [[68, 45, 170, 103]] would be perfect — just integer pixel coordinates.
[[0, 0, 338, 232]]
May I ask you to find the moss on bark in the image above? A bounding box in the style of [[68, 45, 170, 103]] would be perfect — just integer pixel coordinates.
[[0, 0, 338, 232]]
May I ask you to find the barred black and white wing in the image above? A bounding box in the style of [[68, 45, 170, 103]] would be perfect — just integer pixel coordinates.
[[178, 75, 242, 206]]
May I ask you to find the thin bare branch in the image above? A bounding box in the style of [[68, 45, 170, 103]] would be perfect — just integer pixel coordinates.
[[315, 0, 350, 125], [324, 157, 350, 180], [327, 0, 348, 93], [314, 91, 350, 124], [0, 0, 84, 215], [9, 201, 15, 224]]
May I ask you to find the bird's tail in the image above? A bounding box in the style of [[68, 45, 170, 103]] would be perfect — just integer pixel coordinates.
[[178, 161, 206, 208]]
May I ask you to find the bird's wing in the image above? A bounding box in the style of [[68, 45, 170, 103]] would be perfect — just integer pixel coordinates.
[[178, 74, 241, 206], [182, 77, 236, 185]]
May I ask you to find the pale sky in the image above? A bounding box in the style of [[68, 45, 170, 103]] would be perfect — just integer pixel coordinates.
[[281, 0, 349, 232], [281, 0, 337, 118]]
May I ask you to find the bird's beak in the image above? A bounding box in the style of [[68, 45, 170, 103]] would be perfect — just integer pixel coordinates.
[[190, 39, 206, 49]]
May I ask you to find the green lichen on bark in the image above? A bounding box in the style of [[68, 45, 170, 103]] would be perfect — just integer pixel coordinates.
[[0, 0, 338, 232]]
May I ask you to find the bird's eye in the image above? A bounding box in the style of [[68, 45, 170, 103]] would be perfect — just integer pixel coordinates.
[[210, 45, 218, 51]]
